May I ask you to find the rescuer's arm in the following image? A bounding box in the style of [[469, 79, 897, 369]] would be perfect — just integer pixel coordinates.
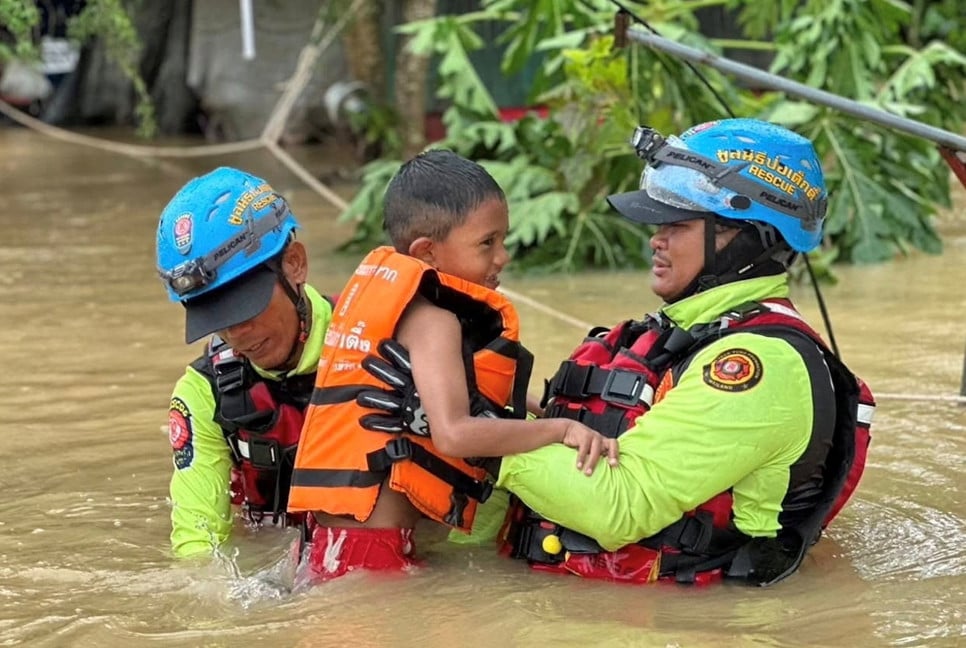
[[497, 333, 814, 550], [167, 368, 235, 558], [395, 297, 618, 473]]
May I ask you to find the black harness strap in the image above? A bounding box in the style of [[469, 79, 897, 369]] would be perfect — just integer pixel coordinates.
[[509, 343, 534, 419], [543, 403, 628, 439], [289, 466, 386, 489], [309, 384, 372, 406], [365, 437, 493, 504], [192, 337, 315, 523]]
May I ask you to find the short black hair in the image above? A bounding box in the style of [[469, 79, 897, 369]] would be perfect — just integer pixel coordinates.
[[383, 149, 506, 252]]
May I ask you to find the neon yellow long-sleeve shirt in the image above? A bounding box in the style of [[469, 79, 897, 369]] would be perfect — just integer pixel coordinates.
[[166, 286, 331, 558], [497, 275, 817, 551]]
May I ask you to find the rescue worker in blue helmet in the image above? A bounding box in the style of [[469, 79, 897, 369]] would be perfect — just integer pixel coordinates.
[[156, 166, 335, 558], [360, 119, 875, 585], [496, 118, 876, 585]]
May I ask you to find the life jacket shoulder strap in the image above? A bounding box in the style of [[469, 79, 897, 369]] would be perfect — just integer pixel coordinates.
[[190, 336, 252, 438]]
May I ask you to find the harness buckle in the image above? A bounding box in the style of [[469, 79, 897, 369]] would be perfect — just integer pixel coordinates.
[[213, 354, 248, 394], [384, 436, 414, 462], [247, 437, 280, 469], [514, 518, 565, 565], [443, 492, 469, 528], [478, 479, 493, 503], [600, 369, 644, 407]]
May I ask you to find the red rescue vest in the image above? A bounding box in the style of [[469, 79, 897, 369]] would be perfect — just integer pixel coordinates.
[[193, 338, 313, 525], [505, 299, 874, 585]]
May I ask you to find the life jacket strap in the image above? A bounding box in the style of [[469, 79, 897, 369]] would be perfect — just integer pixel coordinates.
[[544, 403, 629, 439], [641, 510, 716, 554], [546, 361, 655, 408], [365, 437, 493, 505]]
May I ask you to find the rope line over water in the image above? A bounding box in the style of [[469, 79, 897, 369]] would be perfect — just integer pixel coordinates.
[[3, 1, 960, 407], [0, 0, 366, 212], [502, 289, 966, 405]]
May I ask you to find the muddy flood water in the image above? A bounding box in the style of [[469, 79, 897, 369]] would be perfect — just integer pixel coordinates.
[[1, 126, 965, 647]]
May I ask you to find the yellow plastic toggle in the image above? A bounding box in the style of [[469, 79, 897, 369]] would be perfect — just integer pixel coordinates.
[[542, 533, 563, 555]]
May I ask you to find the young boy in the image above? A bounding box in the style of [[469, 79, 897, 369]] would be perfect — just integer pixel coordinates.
[[287, 150, 617, 581]]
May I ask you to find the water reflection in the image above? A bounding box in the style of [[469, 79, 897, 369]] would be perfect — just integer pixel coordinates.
[[1, 126, 965, 647]]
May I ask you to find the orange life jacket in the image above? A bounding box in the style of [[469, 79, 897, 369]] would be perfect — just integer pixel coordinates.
[[288, 247, 532, 532]]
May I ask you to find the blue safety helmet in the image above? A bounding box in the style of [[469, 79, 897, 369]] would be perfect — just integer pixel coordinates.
[[607, 118, 827, 252], [156, 166, 300, 343]]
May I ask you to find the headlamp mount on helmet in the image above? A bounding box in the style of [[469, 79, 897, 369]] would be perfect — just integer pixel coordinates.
[[629, 125, 667, 163], [159, 202, 291, 298], [165, 258, 215, 296]]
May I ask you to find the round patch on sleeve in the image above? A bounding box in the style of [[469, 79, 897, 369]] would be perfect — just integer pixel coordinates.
[[169, 397, 195, 469], [702, 348, 762, 392]]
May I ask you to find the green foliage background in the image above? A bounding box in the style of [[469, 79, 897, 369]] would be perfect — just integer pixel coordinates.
[[0, 0, 38, 61], [0, 0, 155, 137], [341, 0, 966, 271]]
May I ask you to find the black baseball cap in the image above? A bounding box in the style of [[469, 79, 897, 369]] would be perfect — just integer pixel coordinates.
[[183, 265, 278, 343]]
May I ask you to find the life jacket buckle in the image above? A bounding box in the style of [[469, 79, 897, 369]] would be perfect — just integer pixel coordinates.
[[478, 479, 493, 503], [444, 492, 469, 528], [600, 369, 644, 407], [514, 518, 565, 565], [247, 437, 280, 469], [384, 436, 414, 462], [213, 354, 247, 394]]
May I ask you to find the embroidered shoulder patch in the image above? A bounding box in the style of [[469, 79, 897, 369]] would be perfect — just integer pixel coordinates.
[[702, 348, 762, 392], [169, 397, 195, 469]]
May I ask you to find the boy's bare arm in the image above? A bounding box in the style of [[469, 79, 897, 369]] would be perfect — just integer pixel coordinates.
[[396, 297, 617, 473], [526, 394, 545, 417]]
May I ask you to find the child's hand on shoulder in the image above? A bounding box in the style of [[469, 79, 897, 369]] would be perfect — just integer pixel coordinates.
[[558, 420, 619, 475]]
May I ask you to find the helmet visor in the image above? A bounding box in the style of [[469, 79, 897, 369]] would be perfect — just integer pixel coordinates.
[[608, 136, 732, 224], [640, 137, 740, 213], [183, 265, 277, 343]]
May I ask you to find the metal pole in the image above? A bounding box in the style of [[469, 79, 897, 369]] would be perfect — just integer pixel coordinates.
[[240, 0, 256, 60], [625, 27, 966, 153]]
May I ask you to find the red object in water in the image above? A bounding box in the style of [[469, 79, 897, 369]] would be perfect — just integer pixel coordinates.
[[939, 146, 966, 190], [424, 106, 550, 142]]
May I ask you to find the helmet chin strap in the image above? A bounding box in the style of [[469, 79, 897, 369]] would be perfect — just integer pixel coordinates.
[[265, 256, 310, 370], [671, 217, 791, 303], [668, 215, 719, 303], [697, 214, 720, 292]]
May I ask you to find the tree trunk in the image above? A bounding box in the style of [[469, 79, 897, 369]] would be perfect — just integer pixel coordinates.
[[341, 0, 385, 103], [395, 0, 437, 159]]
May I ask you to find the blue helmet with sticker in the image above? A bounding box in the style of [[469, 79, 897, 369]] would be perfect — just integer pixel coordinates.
[[156, 167, 301, 343], [608, 118, 827, 252]]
